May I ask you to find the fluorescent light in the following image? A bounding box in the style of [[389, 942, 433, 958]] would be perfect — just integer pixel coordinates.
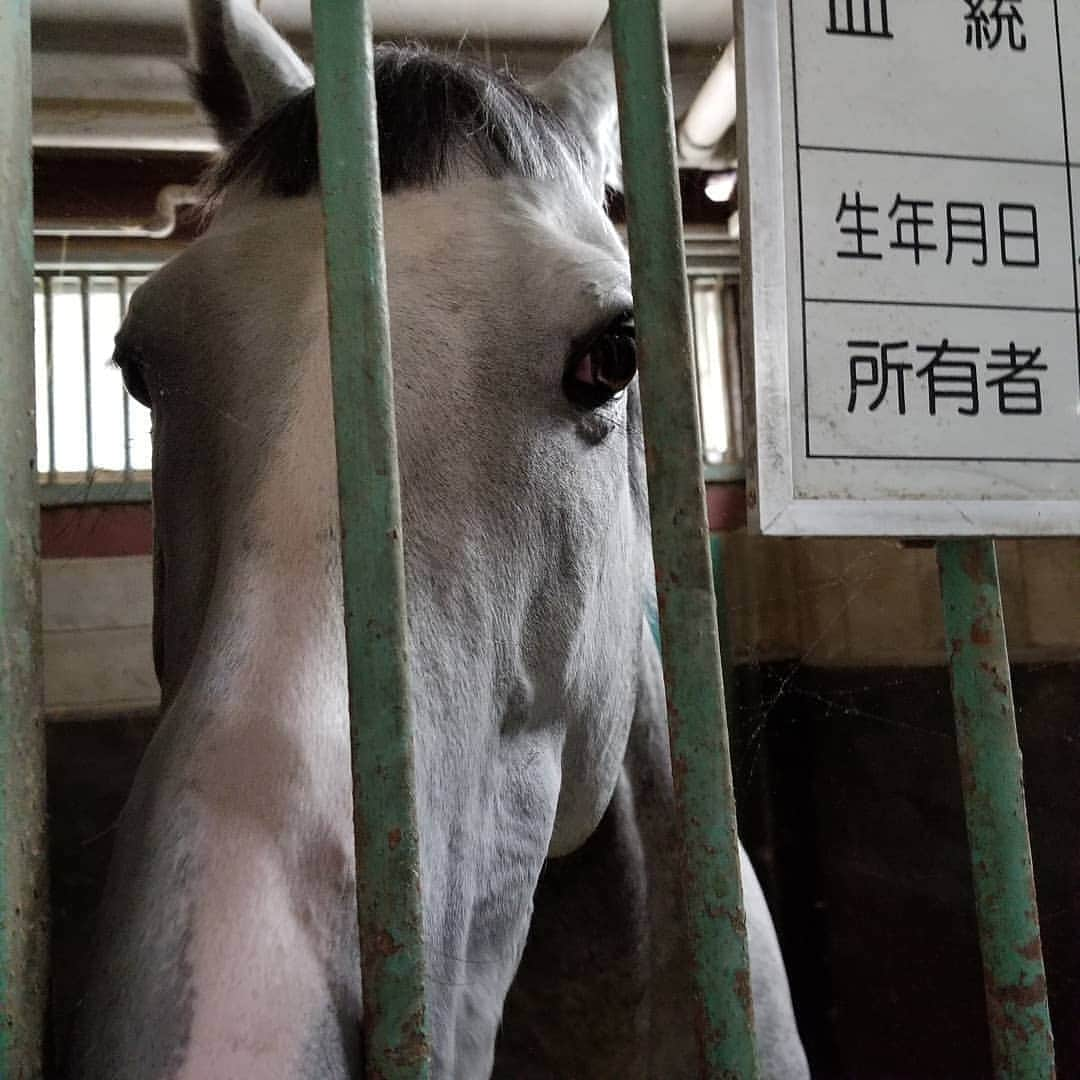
[[705, 170, 737, 204]]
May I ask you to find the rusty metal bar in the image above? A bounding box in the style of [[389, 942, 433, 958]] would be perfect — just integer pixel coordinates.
[[0, 0, 48, 1072], [609, 0, 759, 1074], [310, 1, 431, 1077], [937, 538, 1055, 1078]]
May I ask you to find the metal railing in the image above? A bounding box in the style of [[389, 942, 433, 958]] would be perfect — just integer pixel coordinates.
[[737, 0, 1055, 1072], [310, 0, 756, 1074], [1, 1, 1055, 1076], [0, 2, 48, 1074], [608, 1, 757, 1070], [29, 261, 738, 507], [311, 4, 429, 1069]]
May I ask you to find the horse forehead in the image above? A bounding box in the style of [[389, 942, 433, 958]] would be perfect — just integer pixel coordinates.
[[121, 176, 627, 362], [383, 177, 630, 297]]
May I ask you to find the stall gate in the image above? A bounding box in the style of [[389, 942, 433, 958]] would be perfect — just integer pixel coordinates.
[[0, 0, 1056, 1077]]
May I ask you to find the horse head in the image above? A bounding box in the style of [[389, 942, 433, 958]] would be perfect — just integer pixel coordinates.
[[74, 4, 809, 1077], [78, 2, 660, 1076]]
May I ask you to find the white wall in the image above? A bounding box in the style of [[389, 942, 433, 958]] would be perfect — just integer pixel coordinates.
[[42, 556, 158, 717]]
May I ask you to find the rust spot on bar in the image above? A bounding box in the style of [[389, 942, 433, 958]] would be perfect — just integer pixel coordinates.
[[993, 975, 1048, 1009], [394, 1013, 431, 1068], [970, 618, 992, 645], [671, 755, 689, 799], [983, 977, 1053, 1067], [1019, 937, 1044, 962], [373, 930, 402, 957], [387, 827, 402, 850], [691, 999, 742, 1080], [734, 967, 753, 1011], [961, 544, 985, 578]]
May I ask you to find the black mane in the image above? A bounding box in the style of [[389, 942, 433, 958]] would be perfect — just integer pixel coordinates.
[[205, 45, 583, 199]]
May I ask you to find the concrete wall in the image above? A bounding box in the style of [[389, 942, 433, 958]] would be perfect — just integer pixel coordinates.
[[40, 534, 1079, 716], [721, 534, 1080, 668], [42, 556, 157, 717]]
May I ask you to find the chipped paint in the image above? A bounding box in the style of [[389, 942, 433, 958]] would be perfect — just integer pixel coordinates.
[[0, 2, 48, 1074], [311, 1, 430, 1076], [937, 539, 1055, 1078], [611, 0, 759, 1074]]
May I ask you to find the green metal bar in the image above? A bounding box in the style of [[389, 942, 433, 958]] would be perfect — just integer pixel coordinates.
[[310, 3, 430, 1077], [937, 539, 1055, 1079], [709, 533, 735, 709], [609, 3, 759, 1075], [0, 0, 48, 1073]]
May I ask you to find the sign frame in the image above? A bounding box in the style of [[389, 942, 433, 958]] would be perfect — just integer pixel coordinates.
[[737, 0, 1080, 536]]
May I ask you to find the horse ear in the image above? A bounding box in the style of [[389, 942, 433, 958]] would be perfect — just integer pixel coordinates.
[[187, 0, 313, 145], [534, 18, 622, 199]]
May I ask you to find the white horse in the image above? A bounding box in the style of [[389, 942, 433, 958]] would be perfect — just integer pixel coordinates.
[[70, 3, 809, 1077]]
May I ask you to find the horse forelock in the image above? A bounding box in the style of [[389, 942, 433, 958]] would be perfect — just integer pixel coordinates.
[[202, 45, 593, 206]]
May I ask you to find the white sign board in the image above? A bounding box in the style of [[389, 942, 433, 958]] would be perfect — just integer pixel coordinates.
[[739, 0, 1080, 535]]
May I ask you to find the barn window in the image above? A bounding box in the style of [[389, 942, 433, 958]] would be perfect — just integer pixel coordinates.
[[686, 231, 743, 480], [32, 241, 743, 500], [34, 270, 153, 504]]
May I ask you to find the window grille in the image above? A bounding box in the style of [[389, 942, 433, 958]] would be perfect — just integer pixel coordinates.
[[686, 231, 743, 480], [35, 271, 151, 504], [691, 274, 742, 478], [33, 240, 744, 504]]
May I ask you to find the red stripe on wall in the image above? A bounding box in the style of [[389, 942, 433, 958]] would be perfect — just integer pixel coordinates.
[[707, 483, 747, 533], [41, 505, 153, 559], [38, 483, 745, 560]]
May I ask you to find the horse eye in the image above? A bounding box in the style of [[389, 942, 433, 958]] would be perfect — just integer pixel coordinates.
[[563, 313, 637, 410]]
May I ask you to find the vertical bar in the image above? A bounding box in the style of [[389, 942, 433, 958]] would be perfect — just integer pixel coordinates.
[[709, 534, 735, 712], [43, 275, 56, 481], [720, 280, 744, 459], [608, 2, 759, 1075], [310, 2, 430, 1077], [0, 0, 48, 1073], [937, 539, 1055, 1079], [690, 277, 727, 463], [119, 275, 133, 476], [80, 274, 93, 473]]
